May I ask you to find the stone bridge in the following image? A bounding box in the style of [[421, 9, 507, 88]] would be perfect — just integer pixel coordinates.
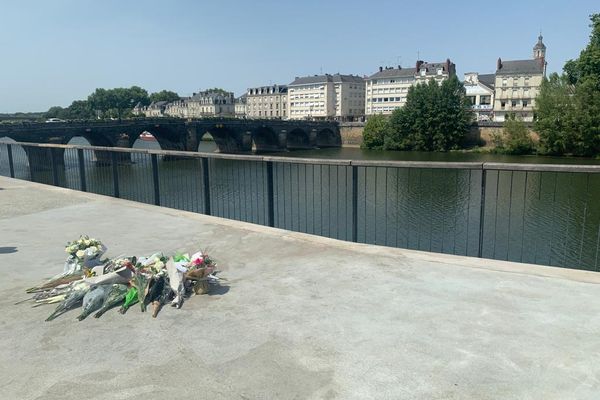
[[0, 118, 341, 168], [0, 118, 341, 153]]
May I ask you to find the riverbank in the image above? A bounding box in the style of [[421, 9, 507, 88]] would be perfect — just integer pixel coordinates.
[[2, 177, 600, 399]]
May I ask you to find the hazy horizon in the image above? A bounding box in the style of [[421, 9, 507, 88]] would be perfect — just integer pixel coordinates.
[[0, 0, 597, 113]]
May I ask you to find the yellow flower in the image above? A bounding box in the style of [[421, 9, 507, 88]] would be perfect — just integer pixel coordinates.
[[76, 250, 85, 258]]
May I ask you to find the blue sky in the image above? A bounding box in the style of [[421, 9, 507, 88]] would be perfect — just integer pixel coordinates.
[[0, 0, 597, 112]]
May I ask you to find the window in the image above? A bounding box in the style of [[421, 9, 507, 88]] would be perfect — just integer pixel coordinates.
[[523, 100, 529, 107], [512, 100, 517, 108], [480, 95, 491, 105], [513, 77, 519, 86], [502, 78, 507, 86], [501, 101, 506, 109], [467, 96, 476, 106]]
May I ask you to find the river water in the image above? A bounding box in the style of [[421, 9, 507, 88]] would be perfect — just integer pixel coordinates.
[[1, 136, 599, 271]]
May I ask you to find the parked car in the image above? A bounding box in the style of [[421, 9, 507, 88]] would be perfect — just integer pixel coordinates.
[[45, 118, 65, 123]]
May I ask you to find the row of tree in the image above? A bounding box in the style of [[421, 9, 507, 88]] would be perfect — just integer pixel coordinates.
[[45, 88, 181, 120]]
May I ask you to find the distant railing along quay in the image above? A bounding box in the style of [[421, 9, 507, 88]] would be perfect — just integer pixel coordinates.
[[1, 141, 599, 271]]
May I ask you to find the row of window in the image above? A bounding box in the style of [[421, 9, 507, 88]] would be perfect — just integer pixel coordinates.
[[499, 99, 531, 109], [369, 97, 405, 103], [501, 76, 532, 86], [368, 87, 409, 94]]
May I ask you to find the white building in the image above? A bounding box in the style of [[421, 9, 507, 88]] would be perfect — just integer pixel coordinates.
[[288, 74, 365, 121], [164, 89, 235, 118], [493, 36, 547, 122], [464, 73, 495, 121], [235, 95, 247, 118], [246, 85, 287, 119], [365, 59, 457, 115]]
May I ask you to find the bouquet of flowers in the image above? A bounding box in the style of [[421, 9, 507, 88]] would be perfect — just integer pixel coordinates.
[[20, 236, 225, 322], [26, 235, 107, 293]]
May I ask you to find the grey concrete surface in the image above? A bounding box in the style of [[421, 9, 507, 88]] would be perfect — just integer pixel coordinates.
[[1, 176, 599, 400]]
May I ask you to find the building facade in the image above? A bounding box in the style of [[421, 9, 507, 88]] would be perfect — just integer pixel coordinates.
[[288, 74, 365, 121], [246, 85, 287, 119], [235, 95, 247, 118], [164, 89, 235, 118], [464, 72, 495, 121], [365, 59, 456, 115], [493, 36, 547, 122]]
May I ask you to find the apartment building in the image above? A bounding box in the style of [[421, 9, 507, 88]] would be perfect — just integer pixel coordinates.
[[246, 85, 287, 119], [288, 74, 365, 121], [464, 72, 495, 121], [493, 36, 547, 122], [365, 59, 456, 115]]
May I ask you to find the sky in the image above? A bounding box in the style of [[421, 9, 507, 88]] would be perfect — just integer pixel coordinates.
[[0, 0, 597, 112]]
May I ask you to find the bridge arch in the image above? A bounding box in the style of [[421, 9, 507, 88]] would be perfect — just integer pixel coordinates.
[[204, 125, 244, 153], [286, 128, 311, 150], [0, 137, 28, 178], [197, 132, 217, 152], [252, 126, 281, 153], [316, 128, 340, 148]]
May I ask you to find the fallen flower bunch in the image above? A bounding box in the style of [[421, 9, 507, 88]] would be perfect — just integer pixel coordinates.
[[19, 235, 224, 321]]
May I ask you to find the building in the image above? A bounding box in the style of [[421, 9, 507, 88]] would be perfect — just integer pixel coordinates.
[[164, 89, 235, 118], [464, 72, 495, 121], [288, 74, 365, 121], [234, 95, 247, 118], [365, 59, 456, 115], [246, 85, 288, 119], [493, 35, 547, 122]]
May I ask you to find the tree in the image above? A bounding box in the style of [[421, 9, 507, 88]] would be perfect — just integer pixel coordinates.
[[564, 14, 600, 85], [88, 86, 150, 119], [384, 76, 472, 151], [149, 90, 180, 103], [492, 115, 534, 155], [361, 114, 388, 149], [535, 73, 577, 155], [535, 14, 600, 157]]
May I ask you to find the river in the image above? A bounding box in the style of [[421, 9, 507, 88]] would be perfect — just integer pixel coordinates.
[[1, 136, 599, 271]]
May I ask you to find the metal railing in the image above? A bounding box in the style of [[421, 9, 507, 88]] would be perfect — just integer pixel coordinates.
[[1, 141, 599, 271]]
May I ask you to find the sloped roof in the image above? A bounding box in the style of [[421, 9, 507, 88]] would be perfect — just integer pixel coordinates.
[[478, 73, 496, 89], [368, 68, 416, 79], [289, 74, 364, 86], [497, 59, 544, 75]]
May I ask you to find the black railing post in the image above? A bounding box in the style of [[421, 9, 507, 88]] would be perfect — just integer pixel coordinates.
[[111, 151, 120, 198], [49, 147, 59, 186], [351, 165, 358, 242], [201, 157, 211, 215], [151, 154, 160, 206], [266, 161, 275, 227], [77, 149, 87, 192], [477, 167, 487, 258], [7, 144, 15, 178]]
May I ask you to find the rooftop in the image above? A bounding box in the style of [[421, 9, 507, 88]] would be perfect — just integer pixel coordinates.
[[289, 73, 365, 86], [497, 59, 545, 75], [2, 177, 600, 399]]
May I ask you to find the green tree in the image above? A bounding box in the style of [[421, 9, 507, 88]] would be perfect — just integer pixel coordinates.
[[535, 14, 600, 157], [564, 14, 600, 84], [361, 114, 388, 149], [88, 86, 150, 119], [384, 76, 472, 151], [149, 90, 180, 103], [45, 106, 66, 119], [492, 115, 534, 155]]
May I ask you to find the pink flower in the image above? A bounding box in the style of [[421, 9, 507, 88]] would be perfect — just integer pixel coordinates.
[[191, 257, 204, 266]]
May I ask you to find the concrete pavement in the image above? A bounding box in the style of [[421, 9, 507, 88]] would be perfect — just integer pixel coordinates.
[[1, 176, 599, 400]]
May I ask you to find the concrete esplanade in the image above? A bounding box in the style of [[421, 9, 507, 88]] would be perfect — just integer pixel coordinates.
[[2, 176, 600, 399], [0, 117, 341, 159]]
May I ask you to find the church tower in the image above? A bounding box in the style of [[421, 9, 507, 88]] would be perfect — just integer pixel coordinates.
[[533, 34, 546, 60]]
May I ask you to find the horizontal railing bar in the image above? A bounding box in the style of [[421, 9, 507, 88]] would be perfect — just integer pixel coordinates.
[[263, 156, 352, 166], [350, 160, 484, 169], [3, 141, 600, 172], [483, 162, 600, 173]]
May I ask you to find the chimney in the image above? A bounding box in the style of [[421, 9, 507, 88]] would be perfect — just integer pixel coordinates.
[[379, 66, 383, 72], [398, 65, 401, 70], [497, 58, 502, 71], [415, 60, 424, 71]]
